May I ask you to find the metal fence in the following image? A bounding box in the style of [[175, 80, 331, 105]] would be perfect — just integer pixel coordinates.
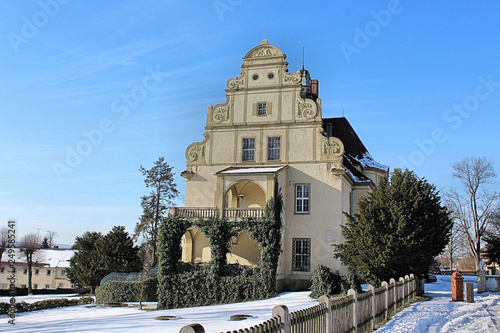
[[99, 266, 158, 285], [181, 274, 417, 333]]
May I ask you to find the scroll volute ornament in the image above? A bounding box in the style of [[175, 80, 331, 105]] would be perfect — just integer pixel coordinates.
[[297, 100, 318, 120], [227, 70, 245, 90], [186, 133, 209, 164]]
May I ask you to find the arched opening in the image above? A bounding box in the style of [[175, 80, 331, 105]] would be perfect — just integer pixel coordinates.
[[228, 231, 261, 266], [225, 180, 266, 209], [182, 227, 261, 267], [182, 227, 211, 263]]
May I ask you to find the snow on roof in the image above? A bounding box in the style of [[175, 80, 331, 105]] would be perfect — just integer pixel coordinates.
[[216, 165, 287, 175], [356, 152, 389, 172], [1, 249, 74, 268]]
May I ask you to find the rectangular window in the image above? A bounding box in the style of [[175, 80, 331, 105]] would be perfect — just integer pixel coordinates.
[[295, 184, 310, 213], [24, 269, 27, 274], [0, 267, 4, 273], [35, 269, 39, 275], [293, 238, 311, 272], [34, 284, 38, 289], [58, 283, 63, 288], [47, 269, 51, 276], [61, 270, 66, 276], [45, 285, 50, 289], [242, 138, 255, 161], [21, 284, 27, 288], [268, 137, 281, 160], [257, 103, 267, 115]]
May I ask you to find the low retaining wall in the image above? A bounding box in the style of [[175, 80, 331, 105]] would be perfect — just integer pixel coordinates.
[[477, 271, 500, 293]]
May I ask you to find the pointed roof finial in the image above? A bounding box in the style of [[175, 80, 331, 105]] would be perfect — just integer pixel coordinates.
[[302, 47, 305, 70], [260, 39, 269, 45]]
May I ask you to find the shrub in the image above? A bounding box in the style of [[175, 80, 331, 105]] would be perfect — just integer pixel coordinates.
[[310, 265, 342, 298], [95, 278, 157, 304], [341, 271, 363, 294], [310, 265, 363, 298], [0, 297, 94, 314]]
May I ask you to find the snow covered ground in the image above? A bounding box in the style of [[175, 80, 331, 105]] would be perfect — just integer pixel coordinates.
[[377, 275, 500, 332], [1, 275, 499, 332]]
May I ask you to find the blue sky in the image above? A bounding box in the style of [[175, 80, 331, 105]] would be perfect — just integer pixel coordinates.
[[1, 0, 499, 245]]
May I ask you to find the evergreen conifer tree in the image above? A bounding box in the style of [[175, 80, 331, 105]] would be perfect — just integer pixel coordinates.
[[67, 231, 105, 293], [334, 168, 452, 286]]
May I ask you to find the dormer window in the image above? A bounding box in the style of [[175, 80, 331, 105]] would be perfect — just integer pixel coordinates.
[[257, 103, 267, 115]]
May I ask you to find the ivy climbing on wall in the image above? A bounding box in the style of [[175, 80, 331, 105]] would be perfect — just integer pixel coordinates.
[[156, 178, 284, 310]]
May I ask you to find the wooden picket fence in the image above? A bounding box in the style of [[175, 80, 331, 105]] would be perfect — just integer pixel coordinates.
[[179, 274, 417, 333]]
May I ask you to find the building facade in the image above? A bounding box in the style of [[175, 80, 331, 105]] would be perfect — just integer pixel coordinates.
[[171, 40, 388, 290], [0, 249, 74, 290]]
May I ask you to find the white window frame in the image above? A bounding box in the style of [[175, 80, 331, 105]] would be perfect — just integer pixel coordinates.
[[268, 137, 281, 161], [295, 184, 310, 214], [242, 138, 255, 161]]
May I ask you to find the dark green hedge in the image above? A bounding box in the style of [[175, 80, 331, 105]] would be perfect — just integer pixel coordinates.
[[0, 297, 94, 314], [159, 267, 270, 309], [95, 278, 157, 304]]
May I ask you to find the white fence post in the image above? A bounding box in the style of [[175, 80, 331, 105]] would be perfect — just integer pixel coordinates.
[[390, 278, 397, 314], [272, 305, 291, 333], [319, 295, 332, 333], [399, 277, 405, 307], [381, 281, 389, 320], [409, 274, 415, 300], [367, 285, 375, 330], [348, 289, 358, 333]]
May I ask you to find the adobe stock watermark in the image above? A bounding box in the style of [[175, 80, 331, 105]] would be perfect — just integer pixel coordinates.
[[7, 0, 70, 53], [398, 74, 500, 168], [51, 65, 169, 181], [340, 0, 405, 64], [213, 0, 242, 21]]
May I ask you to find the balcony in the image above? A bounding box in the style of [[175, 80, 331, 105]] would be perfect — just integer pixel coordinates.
[[169, 207, 265, 220]]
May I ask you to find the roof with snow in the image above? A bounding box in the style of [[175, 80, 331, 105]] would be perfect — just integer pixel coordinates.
[[322, 117, 388, 184], [1, 249, 74, 268], [216, 165, 287, 175]]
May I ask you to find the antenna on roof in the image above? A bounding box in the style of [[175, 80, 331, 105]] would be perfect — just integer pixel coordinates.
[[302, 47, 305, 70]]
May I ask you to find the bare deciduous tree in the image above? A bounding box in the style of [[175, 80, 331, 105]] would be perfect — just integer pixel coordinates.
[[446, 157, 499, 270], [19, 233, 42, 294], [0, 228, 8, 268], [46, 230, 58, 248], [443, 222, 466, 270], [486, 207, 500, 236]]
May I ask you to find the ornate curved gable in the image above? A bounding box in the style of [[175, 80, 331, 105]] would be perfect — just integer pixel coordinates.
[[243, 39, 285, 59]]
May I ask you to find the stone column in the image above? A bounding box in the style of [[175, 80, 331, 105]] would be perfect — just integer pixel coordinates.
[[464, 282, 474, 303], [477, 270, 486, 294]]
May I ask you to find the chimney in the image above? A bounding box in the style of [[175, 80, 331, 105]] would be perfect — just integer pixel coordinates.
[[311, 79, 319, 97], [327, 122, 333, 137]]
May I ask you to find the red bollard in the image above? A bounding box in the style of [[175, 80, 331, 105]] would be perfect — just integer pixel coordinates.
[[451, 272, 464, 301]]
